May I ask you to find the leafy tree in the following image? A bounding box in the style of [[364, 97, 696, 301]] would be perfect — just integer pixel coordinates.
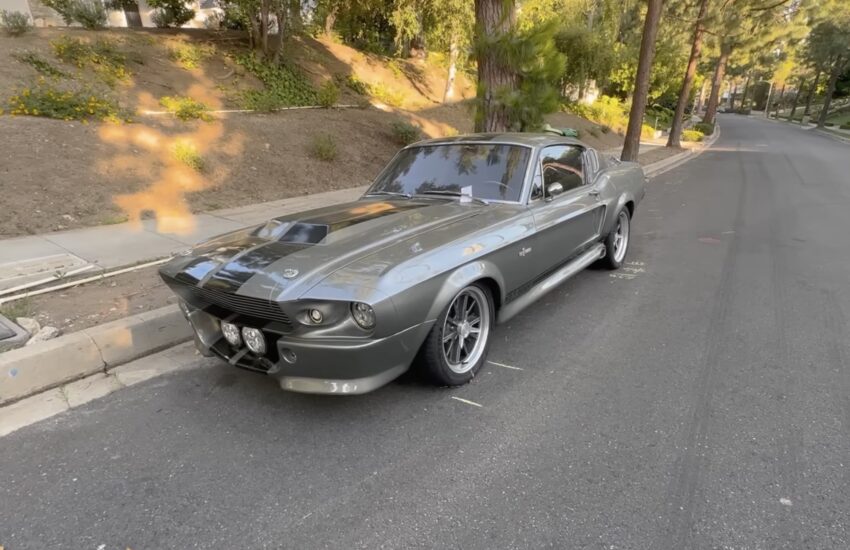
[[806, 16, 850, 127]]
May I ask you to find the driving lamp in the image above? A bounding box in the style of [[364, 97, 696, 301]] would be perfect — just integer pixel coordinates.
[[308, 308, 324, 324], [351, 302, 376, 329], [221, 322, 241, 347], [242, 327, 266, 355]]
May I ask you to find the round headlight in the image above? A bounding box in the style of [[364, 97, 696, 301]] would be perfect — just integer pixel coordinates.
[[221, 322, 241, 347], [241, 327, 266, 355], [351, 302, 376, 329], [308, 308, 324, 324]]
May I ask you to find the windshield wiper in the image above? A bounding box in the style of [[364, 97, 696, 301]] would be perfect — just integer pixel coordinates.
[[364, 190, 412, 199], [416, 190, 489, 205]]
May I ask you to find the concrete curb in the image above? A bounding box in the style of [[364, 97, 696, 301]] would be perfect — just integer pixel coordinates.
[[643, 124, 721, 179], [0, 304, 191, 406]]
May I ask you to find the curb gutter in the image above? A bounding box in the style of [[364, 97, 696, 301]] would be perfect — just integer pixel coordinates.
[[0, 127, 720, 435], [0, 304, 191, 406]]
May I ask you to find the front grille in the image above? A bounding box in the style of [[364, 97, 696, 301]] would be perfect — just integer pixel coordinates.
[[164, 276, 291, 326]]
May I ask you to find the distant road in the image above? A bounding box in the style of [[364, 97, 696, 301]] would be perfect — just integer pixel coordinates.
[[2, 114, 849, 549]]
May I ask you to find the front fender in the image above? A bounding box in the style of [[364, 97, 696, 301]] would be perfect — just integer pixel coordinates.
[[422, 260, 506, 322]]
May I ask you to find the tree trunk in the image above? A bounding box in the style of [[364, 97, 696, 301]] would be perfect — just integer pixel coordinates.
[[703, 45, 730, 126], [803, 70, 821, 116], [259, 0, 270, 58], [621, 0, 664, 162], [788, 77, 804, 120], [273, 7, 287, 64], [324, 4, 336, 35], [729, 81, 738, 111], [288, 0, 301, 34], [695, 79, 707, 112], [443, 35, 459, 102], [817, 60, 843, 128], [474, 0, 518, 133], [740, 74, 751, 110], [666, 0, 707, 148], [773, 83, 786, 118]]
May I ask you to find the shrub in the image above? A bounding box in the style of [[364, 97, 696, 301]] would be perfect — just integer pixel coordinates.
[[1, 10, 32, 36], [317, 80, 340, 108], [70, 0, 107, 28], [640, 123, 656, 139], [339, 73, 369, 95], [840, 122, 850, 130], [390, 120, 421, 145], [368, 81, 406, 107], [51, 36, 130, 86], [173, 141, 205, 170], [168, 43, 213, 69], [693, 121, 715, 135], [236, 54, 318, 110], [149, 0, 194, 27], [308, 133, 337, 161], [682, 129, 704, 142], [43, 0, 107, 28], [159, 95, 213, 121], [6, 78, 130, 122], [12, 52, 67, 78]]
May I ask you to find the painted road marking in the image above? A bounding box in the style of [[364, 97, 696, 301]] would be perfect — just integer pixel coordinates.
[[451, 396, 483, 408], [487, 360, 523, 371]]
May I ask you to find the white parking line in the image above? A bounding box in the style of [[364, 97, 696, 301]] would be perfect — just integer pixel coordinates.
[[451, 396, 483, 408], [487, 360, 523, 371]]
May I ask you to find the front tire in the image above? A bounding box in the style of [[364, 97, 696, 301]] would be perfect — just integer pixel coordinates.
[[419, 283, 494, 386], [601, 208, 631, 269]]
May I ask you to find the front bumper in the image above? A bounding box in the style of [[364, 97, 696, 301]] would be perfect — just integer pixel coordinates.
[[185, 309, 432, 395]]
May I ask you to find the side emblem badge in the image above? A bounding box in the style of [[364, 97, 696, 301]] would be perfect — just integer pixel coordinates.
[[282, 268, 299, 279], [519, 247, 532, 257]]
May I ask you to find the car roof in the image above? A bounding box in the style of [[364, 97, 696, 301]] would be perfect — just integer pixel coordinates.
[[414, 132, 588, 150]]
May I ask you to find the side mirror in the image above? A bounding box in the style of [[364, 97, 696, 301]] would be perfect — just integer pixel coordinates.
[[545, 182, 564, 201]]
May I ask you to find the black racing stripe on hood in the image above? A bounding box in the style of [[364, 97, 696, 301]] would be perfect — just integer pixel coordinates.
[[203, 241, 310, 292], [273, 201, 430, 244]]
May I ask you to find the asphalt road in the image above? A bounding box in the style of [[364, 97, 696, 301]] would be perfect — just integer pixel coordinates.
[[2, 115, 850, 550]]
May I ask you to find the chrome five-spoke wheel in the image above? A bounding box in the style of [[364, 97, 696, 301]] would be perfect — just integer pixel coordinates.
[[442, 286, 491, 374], [420, 283, 494, 385], [601, 207, 631, 269]]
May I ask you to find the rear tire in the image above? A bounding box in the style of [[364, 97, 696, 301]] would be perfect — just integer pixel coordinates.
[[600, 208, 631, 270], [419, 283, 494, 386]]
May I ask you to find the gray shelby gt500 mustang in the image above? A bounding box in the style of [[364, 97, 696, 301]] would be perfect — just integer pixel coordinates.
[[160, 133, 645, 394]]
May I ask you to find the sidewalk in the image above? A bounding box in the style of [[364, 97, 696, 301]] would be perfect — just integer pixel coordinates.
[[0, 186, 366, 294]]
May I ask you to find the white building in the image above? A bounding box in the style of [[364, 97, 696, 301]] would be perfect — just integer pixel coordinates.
[[0, 0, 220, 28]]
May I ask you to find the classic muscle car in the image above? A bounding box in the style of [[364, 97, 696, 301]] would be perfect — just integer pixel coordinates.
[[160, 133, 645, 394]]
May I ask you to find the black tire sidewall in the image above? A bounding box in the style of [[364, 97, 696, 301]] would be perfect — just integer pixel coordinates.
[[602, 208, 630, 270], [421, 283, 494, 386]]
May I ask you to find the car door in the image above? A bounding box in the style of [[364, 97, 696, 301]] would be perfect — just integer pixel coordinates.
[[529, 144, 605, 275]]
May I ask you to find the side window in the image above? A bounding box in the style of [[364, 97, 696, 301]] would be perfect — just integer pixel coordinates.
[[540, 145, 585, 195]]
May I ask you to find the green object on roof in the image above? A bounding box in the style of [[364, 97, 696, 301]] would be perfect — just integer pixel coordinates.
[[542, 123, 579, 137]]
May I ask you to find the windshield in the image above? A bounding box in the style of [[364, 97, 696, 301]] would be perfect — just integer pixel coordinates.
[[368, 143, 531, 202]]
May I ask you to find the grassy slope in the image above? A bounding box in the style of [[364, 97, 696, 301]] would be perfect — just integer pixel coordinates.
[[0, 28, 628, 238]]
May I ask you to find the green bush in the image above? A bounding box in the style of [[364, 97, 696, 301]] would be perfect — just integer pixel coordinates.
[[42, 0, 107, 27], [566, 95, 628, 133], [840, 122, 850, 130], [12, 52, 67, 78], [640, 123, 656, 139], [159, 95, 213, 121], [51, 36, 130, 86], [682, 129, 705, 142], [693, 121, 714, 135], [168, 43, 213, 69], [390, 120, 421, 145], [236, 54, 318, 110], [317, 80, 340, 108], [308, 133, 337, 161], [6, 78, 130, 122], [149, 0, 194, 27], [173, 141, 205, 171], [1, 10, 32, 36], [367, 81, 406, 107], [339, 73, 369, 95]]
